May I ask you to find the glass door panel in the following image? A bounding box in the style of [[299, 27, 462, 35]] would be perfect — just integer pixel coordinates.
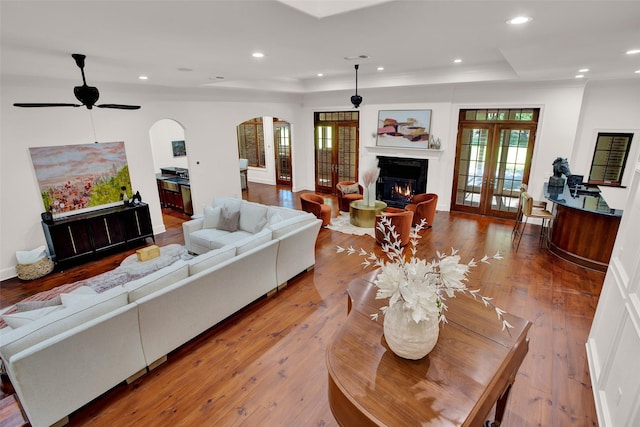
[[487, 126, 533, 216], [453, 125, 490, 214], [452, 121, 536, 218], [314, 113, 359, 193], [315, 125, 333, 192], [274, 123, 292, 186], [337, 124, 357, 183]]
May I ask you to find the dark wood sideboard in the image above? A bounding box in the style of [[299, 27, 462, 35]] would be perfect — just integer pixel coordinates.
[[42, 203, 154, 265]]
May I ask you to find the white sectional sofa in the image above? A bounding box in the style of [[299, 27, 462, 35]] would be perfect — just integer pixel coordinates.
[[183, 197, 322, 287], [0, 199, 321, 427]]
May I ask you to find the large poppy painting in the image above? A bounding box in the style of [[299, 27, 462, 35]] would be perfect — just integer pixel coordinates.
[[376, 109, 432, 149], [29, 141, 131, 217]]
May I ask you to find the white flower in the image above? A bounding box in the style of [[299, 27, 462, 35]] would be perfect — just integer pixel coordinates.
[[338, 216, 512, 330]]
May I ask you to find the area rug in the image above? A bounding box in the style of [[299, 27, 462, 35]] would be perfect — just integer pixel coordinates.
[[327, 212, 375, 238]]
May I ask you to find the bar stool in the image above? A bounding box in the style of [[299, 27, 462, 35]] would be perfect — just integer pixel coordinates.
[[511, 184, 547, 236], [513, 191, 554, 251]]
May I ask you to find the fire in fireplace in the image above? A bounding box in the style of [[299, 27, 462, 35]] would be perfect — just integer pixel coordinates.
[[385, 178, 415, 204], [376, 157, 428, 208]]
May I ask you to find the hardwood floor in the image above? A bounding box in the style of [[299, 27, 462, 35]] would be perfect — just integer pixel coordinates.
[[0, 183, 602, 426]]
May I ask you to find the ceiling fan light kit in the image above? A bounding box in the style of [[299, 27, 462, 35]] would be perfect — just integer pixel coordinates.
[[13, 54, 141, 111], [351, 64, 362, 108]]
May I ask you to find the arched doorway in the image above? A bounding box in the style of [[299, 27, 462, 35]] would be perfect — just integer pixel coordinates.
[[149, 119, 192, 215]]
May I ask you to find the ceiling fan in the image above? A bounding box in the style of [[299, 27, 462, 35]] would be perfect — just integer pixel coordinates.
[[13, 53, 141, 110]]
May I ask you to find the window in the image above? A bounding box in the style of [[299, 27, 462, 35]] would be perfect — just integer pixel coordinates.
[[588, 132, 633, 187]]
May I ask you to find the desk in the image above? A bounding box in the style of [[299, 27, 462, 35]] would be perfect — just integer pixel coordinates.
[[544, 184, 623, 272], [326, 271, 531, 427], [349, 200, 387, 227]]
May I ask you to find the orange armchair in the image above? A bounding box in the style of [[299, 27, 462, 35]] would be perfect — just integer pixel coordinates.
[[300, 193, 331, 227], [336, 181, 363, 212], [375, 208, 414, 247], [405, 193, 438, 227]]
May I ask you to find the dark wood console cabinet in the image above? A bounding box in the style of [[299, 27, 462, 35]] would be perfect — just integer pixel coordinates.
[[42, 203, 154, 264]]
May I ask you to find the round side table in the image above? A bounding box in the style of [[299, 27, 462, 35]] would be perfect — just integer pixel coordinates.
[[349, 200, 387, 227]]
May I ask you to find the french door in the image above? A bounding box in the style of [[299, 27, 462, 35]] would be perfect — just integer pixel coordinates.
[[452, 109, 538, 218], [314, 112, 359, 193], [274, 122, 292, 186]]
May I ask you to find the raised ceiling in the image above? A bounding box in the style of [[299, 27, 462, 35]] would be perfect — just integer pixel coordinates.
[[1, 0, 639, 95]]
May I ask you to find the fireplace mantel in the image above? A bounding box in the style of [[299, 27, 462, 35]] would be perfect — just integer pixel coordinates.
[[365, 146, 443, 159]]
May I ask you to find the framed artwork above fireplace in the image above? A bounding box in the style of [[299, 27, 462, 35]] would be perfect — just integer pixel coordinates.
[[377, 109, 431, 149]]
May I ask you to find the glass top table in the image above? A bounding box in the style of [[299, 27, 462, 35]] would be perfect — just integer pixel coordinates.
[[349, 200, 387, 227]]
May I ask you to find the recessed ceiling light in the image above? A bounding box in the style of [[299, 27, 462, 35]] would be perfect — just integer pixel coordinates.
[[575, 74, 585, 79], [454, 59, 462, 63], [578, 68, 589, 73], [377, 67, 384, 71], [507, 16, 532, 25], [317, 73, 324, 77], [252, 52, 264, 58], [626, 49, 640, 55], [138, 75, 148, 80], [635, 70, 640, 74]]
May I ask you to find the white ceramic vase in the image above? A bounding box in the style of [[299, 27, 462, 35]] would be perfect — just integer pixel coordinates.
[[383, 301, 440, 360], [367, 183, 376, 207]]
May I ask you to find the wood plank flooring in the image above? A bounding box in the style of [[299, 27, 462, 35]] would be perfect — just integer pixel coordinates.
[[0, 183, 603, 426]]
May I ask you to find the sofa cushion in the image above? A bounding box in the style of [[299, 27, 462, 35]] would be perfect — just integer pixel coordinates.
[[124, 260, 189, 302], [212, 197, 242, 213], [239, 202, 268, 233], [60, 292, 97, 307], [267, 206, 302, 222], [203, 206, 222, 229], [218, 206, 240, 232], [268, 213, 317, 239], [236, 228, 273, 255], [15, 296, 62, 312], [201, 230, 254, 249], [187, 245, 236, 276], [2, 305, 64, 329], [0, 286, 128, 361]]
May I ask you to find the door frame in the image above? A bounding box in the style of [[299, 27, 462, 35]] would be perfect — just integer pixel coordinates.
[[451, 108, 539, 219]]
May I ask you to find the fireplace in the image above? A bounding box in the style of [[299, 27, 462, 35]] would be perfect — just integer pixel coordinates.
[[376, 157, 428, 208]]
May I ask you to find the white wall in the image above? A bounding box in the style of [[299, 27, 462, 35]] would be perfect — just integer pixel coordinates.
[[2, 78, 639, 279], [149, 119, 188, 172], [301, 80, 587, 213], [0, 81, 302, 279], [572, 79, 640, 210]]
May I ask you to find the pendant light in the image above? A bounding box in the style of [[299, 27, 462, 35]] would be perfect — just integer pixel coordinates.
[[350, 64, 362, 108]]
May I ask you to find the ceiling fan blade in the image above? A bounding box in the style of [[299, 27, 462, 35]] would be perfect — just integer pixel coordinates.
[[96, 104, 141, 110], [14, 103, 82, 108]]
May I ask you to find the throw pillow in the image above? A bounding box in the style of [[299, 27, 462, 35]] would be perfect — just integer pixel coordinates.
[[15, 296, 62, 312], [269, 212, 283, 225], [218, 206, 240, 232], [2, 305, 63, 329], [203, 206, 222, 229], [341, 183, 360, 194], [60, 292, 97, 307]]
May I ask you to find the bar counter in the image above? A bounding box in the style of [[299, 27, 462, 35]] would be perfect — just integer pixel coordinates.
[[544, 183, 623, 272]]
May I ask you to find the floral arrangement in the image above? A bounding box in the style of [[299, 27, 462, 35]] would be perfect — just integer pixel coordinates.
[[337, 217, 513, 331], [361, 166, 380, 188]]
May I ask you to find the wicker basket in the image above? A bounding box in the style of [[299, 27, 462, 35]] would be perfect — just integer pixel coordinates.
[[16, 257, 55, 280]]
